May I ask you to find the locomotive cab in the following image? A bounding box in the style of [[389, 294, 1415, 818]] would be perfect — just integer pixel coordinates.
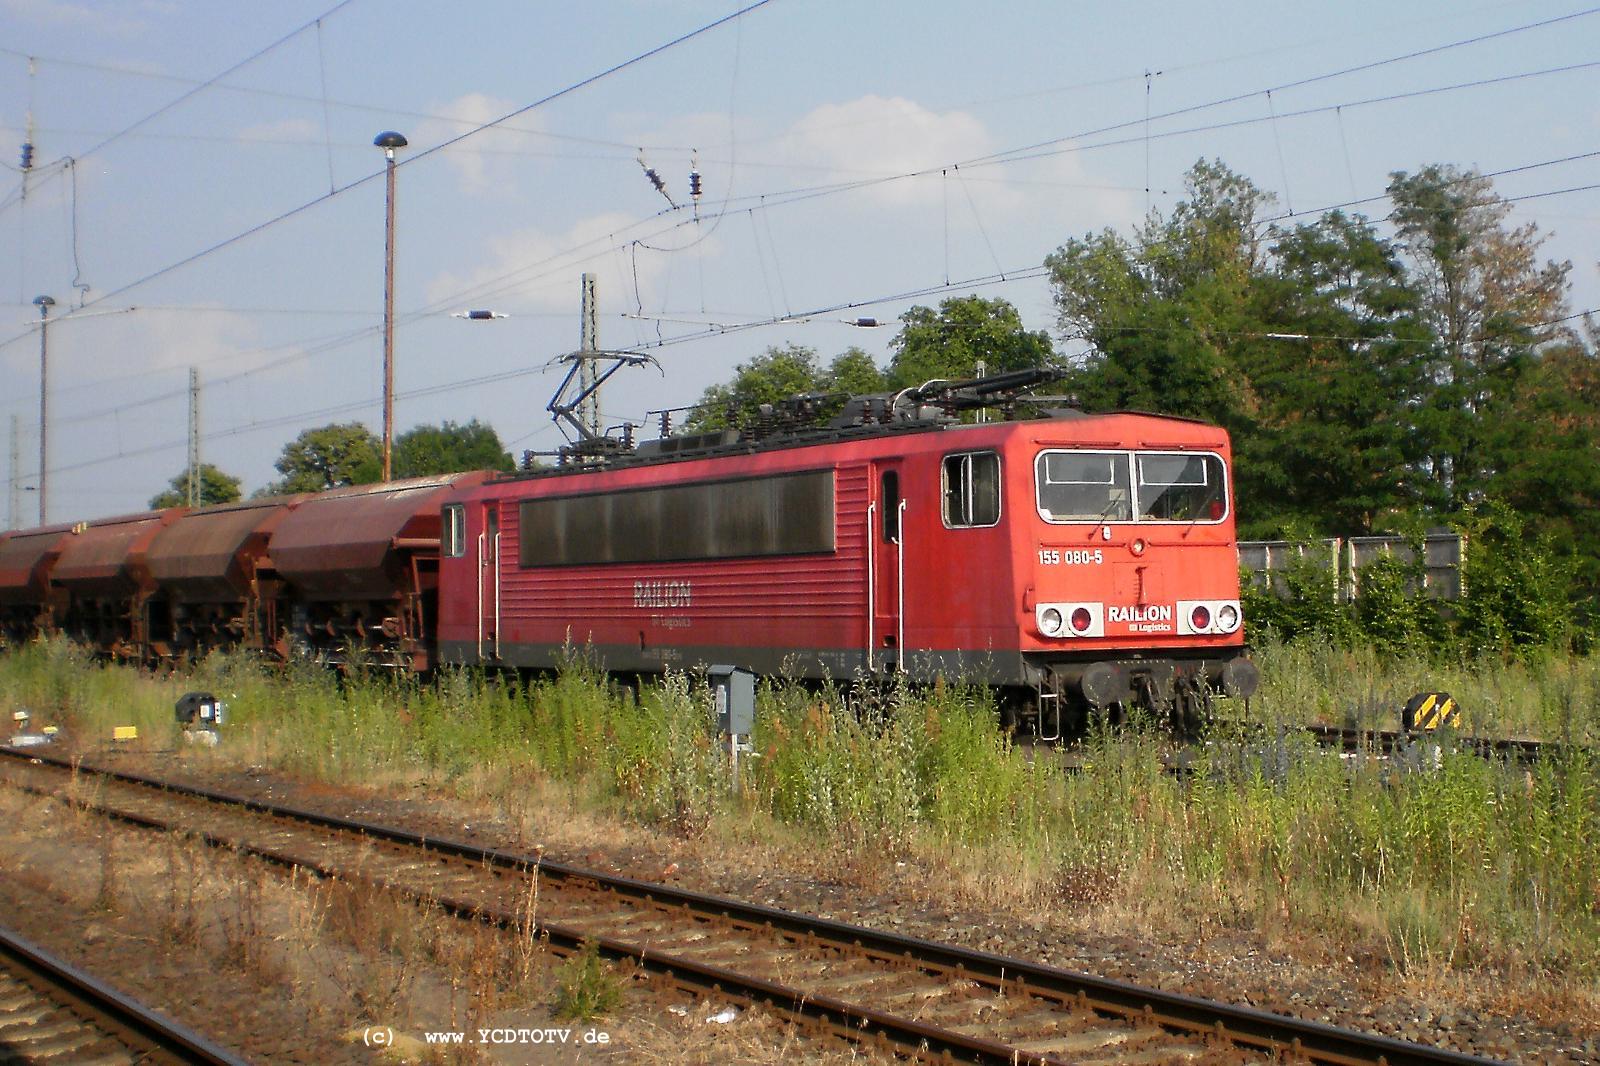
[[1016, 424, 1257, 736]]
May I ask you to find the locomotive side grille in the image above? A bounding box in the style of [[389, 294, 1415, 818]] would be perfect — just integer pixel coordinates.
[[518, 470, 834, 567]]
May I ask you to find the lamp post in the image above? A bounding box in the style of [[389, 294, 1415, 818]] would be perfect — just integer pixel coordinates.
[[374, 130, 408, 482], [32, 294, 54, 524]]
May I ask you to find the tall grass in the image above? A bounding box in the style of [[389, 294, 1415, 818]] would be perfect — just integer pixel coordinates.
[[2, 636, 1596, 984], [1243, 639, 1600, 742]]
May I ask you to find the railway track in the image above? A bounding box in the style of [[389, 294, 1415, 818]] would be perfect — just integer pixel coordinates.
[[1043, 722, 1555, 779], [0, 919, 247, 1065], [1302, 723, 1553, 763], [0, 744, 1502, 1066]]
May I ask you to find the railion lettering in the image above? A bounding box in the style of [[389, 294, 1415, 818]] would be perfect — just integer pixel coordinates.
[[1108, 604, 1172, 624]]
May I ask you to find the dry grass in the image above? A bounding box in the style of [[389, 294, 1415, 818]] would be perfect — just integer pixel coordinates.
[[4, 639, 1599, 1037]]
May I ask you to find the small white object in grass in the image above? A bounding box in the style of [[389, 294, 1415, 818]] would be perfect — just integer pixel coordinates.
[[667, 1005, 689, 1017], [707, 1007, 739, 1025]]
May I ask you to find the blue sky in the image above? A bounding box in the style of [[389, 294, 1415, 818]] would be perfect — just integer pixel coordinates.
[[2, 0, 1597, 522]]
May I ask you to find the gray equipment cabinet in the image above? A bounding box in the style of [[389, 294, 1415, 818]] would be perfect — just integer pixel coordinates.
[[708, 665, 755, 736]]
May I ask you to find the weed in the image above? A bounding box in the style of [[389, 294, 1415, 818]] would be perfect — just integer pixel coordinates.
[[6, 636, 1600, 985], [92, 832, 118, 914], [159, 835, 203, 946], [511, 858, 544, 996], [218, 855, 271, 976], [551, 940, 623, 1022]]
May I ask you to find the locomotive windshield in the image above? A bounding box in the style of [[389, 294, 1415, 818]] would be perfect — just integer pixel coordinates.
[[1036, 451, 1132, 521], [1135, 453, 1225, 521], [1035, 450, 1226, 524]]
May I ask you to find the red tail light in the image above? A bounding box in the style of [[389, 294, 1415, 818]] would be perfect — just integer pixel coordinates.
[[1190, 605, 1211, 630], [1070, 607, 1093, 633]]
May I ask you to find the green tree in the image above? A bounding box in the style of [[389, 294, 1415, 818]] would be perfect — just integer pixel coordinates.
[[887, 295, 1056, 390], [1489, 325, 1600, 590], [824, 347, 887, 396], [1387, 165, 1571, 511], [393, 419, 514, 477], [1048, 160, 1299, 535], [1244, 213, 1431, 535], [263, 422, 381, 495], [148, 463, 243, 510], [1455, 501, 1575, 655], [1046, 159, 1270, 431], [690, 344, 825, 430]]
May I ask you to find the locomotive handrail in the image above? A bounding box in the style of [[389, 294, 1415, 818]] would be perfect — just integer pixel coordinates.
[[475, 530, 486, 660], [896, 498, 907, 673], [865, 501, 876, 671]]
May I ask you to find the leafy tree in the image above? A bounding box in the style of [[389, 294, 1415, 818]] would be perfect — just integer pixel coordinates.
[[690, 344, 825, 430], [1244, 213, 1431, 534], [148, 463, 242, 510], [1046, 160, 1270, 431], [825, 347, 887, 396], [1455, 501, 1575, 655], [1048, 160, 1310, 533], [1387, 165, 1571, 511], [263, 422, 381, 495], [393, 419, 514, 477], [887, 295, 1056, 390], [1490, 327, 1600, 590]]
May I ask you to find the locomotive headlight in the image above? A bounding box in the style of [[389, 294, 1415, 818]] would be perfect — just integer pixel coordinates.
[[1217, 603, 1240, 632], [1038, 602, 1103, 638], [1190, 604, 1212, 631]]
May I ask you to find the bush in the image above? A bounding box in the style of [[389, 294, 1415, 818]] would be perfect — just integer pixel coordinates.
[[1457, 501, 1575, 655], [1245, 505, 1579, 661], [1350, 552, 1447, 652], [1240, 550, 1351, 646]]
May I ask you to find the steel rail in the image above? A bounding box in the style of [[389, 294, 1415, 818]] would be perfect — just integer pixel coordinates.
[[0, 921, 250, 1065], [1303, 723, 1556, 762], [1, 745, 1502, 1065]]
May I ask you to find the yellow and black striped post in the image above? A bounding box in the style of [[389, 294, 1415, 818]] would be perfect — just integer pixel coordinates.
[[1402, 691, 1460, 732]]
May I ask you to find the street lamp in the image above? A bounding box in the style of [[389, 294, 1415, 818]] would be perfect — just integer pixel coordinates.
[[32, 294, 54, 524], [374, 130, 408, 481]]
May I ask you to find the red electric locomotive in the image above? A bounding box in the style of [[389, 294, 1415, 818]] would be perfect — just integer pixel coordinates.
[[436, 379, 1257, 735]]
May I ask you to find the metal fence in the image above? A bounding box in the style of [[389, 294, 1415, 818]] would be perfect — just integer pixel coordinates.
[[1237, 533, 1465, 601]]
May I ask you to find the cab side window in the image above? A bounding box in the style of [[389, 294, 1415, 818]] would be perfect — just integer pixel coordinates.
[[442, 504, 466, 558], [942, 451, 1000, 527]]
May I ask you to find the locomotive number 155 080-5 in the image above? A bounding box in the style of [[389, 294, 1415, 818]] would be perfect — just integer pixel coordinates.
[[1038, 548, 1103, 566]]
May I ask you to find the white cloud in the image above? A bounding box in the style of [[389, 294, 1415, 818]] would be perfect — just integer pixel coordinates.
[[0, 0, 149, 34], [415, 93, 540, 196], [776, 95, 998, 209], [426, 211, 691, 313], [112, 306, 264, 377]]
